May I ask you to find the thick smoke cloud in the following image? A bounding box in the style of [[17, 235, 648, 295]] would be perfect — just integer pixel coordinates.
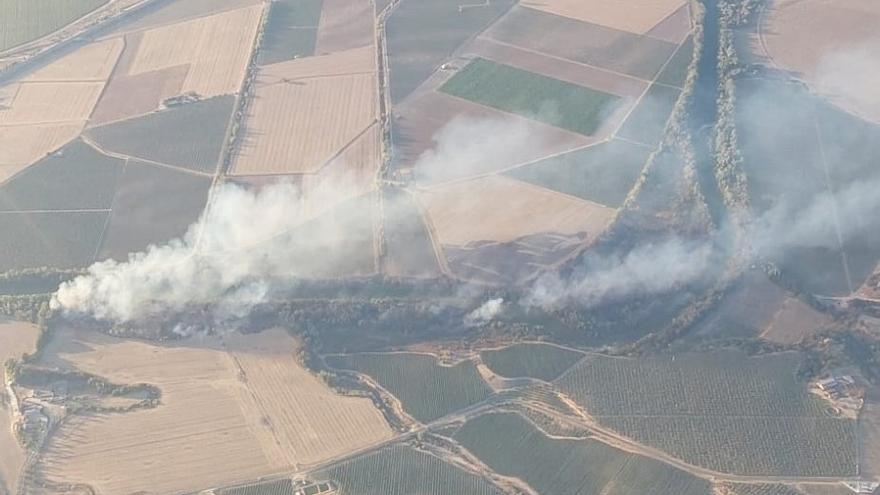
[[52, 180, 358, 322], [465, 298, 505, 327]]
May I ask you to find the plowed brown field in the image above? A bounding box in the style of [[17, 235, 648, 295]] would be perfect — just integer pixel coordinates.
[[520, 0, 686, 35]]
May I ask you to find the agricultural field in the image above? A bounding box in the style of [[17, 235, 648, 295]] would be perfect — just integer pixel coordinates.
[[109, 0, 263, 35], [0, 0, 108, 51], [96, 160, 211, 260], [0, 320, 37, 495], [0, 211, 107, 271], [520, 0, 687, 36], [505, 139, 653, 207], [760, 297, 833, 345], [325, 352, 493, 423], [231, 47, 377, 175], [759, 0, 880, 123], [314, 444, 504, 495], [616, 83, 682, 146], [440, 58, 622, 136], [0, 139, 124, 211], [485, 7, 678, 80], [223, 330, 393, 468], [35, 327, 393, 494], [655, 36, 694, 88], [24, 37, 122, 81], [395, 91, 590, 185], [382, 188, 442, 278], [258, 0, 323, 65], [122, 4, 263, 98], [385, 0, 515, 103], [267, 192, 378, 278], [717, 484, 805, 495], [418, 175, 615, 247], [418, 173, 616, 284], [0, 123, 83, 183], [737, 76, 880, 296], [556, 351, 858, 476], [88, 64, 189, 125], [314, 0, 374, 54], [454, 412, 710, 495], [217, 478, 295, 495], [688, 270, 790, 341], [480, 343, 584, 382], [88, 95, 234, 174]]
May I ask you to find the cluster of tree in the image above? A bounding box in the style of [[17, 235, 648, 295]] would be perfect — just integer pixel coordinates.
[[0, 294, 50, 324], [0, 267, 83, 296]]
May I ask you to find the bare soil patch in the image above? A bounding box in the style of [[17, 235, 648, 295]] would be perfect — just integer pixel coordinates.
[[89, 64, 188, 126], [486, 6, 678, 80], [761, 0, 880, 123], [315, 0, 375, 54], [467, 37, 648, 98], [520, 0, 686, 35]]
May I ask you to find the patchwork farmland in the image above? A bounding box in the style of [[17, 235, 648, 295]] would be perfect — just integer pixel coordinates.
[[0, 0, 108, 51]]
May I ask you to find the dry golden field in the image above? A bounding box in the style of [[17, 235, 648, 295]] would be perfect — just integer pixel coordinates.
[[418, 175, 616, 246], [0, 320, 38, 495], [520, 0, 686, 35], [0, 123, 83, 181], [35, 327, 392, 494], [125, 4, 263, 98], [231, 47, 378, 175], [0, 82, 104, 125], [109, 0, 263, 36], [761, 0, 880, 122], [302, 123, 381, 212], [224, 329, 393, 468], [24, 38, 123, 82]]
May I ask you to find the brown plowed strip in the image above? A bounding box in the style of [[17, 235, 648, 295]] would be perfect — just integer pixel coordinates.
[[467, 37, 648, 98], [645, 3, 692, 43], [315, 0, 376, 54], [89, 64, 189, 126]]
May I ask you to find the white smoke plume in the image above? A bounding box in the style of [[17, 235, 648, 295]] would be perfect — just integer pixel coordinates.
[[464, 298, 505, 327], [814, 40, 880, 124], [52, 180, 362, 322], [524, 239, 714, 310]]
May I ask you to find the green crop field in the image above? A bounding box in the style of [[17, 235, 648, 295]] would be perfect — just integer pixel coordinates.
[[217, 478, 294, 495], [505, 139, 652, 207], [325, 352, 493, 423], [0, 211, 107, 271], [88, 95, 234, 174], [441, 58, 621, 136], [0, 140, 124, 212], [556, 351, 858, 476], [656, 37, 694, 88], [386, 0, 514, 103], [616, 83, 681, 146], [0, 0, 107, 51], [258, 0, 322, 65], [480, 343, 584, 381], [454, 412, 710, 495], [315, 444, 503, 495]]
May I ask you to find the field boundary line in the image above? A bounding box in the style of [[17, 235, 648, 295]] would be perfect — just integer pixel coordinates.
[[262, 70, 377, 85], [416, 138, 606, 190], [85, 34, 128, 124], [80, 133, 214, 178], [100, 1, 269, 41], [311, 120, 380, 175], [408, 191, 454, 277], [0, 209, 111, 214], [90, 156, 129, 263], [478, 36, 655, 85]]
